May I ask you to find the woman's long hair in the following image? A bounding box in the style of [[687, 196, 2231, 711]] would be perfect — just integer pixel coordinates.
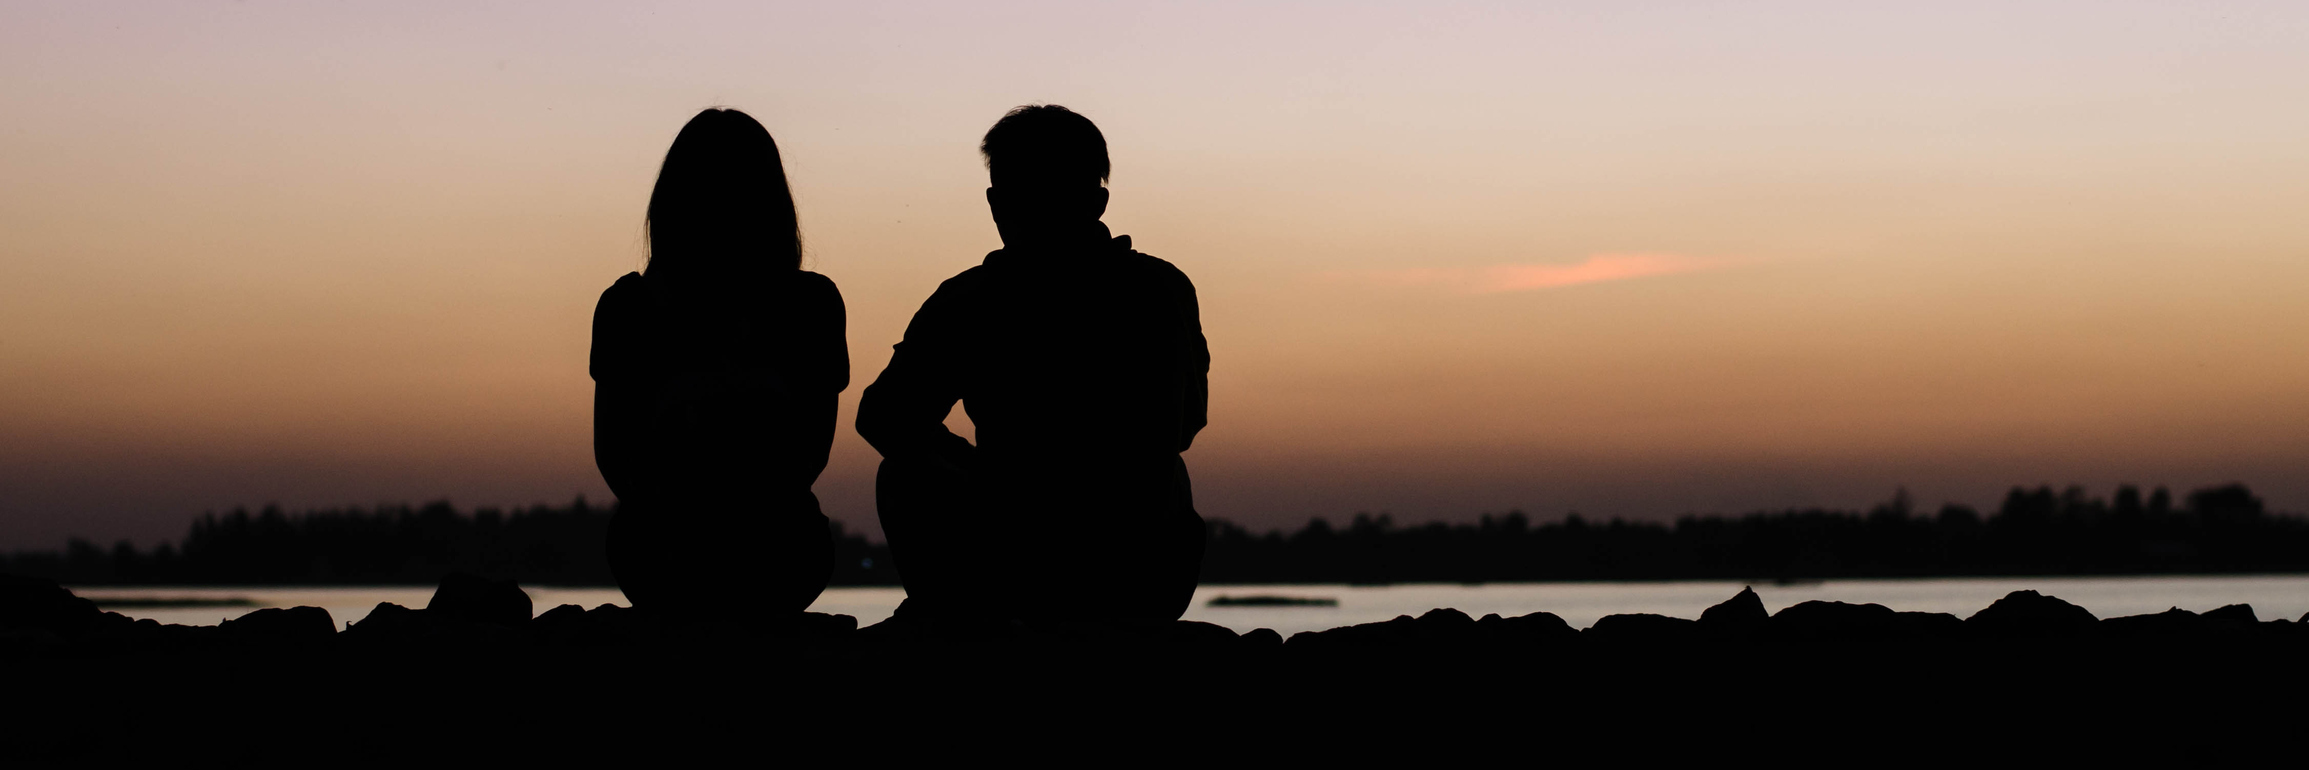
[[644, 109, 803, 284]]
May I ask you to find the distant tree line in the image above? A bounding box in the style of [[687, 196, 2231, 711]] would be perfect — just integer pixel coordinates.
[[5, 483, 2303, 587], [1199, 483, 2305, 583]]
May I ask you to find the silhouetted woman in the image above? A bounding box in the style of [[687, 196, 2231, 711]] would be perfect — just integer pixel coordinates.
[[591, 109, 846, 620]]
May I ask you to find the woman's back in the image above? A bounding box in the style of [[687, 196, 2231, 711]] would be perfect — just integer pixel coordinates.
[[591, 269, 848, 505], [591, 107, 844, 620]]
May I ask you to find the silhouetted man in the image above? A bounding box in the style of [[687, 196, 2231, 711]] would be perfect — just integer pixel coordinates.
[[857, 105, 1209, 622]]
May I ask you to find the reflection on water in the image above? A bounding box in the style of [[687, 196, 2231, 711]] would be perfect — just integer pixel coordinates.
[[73, 575, 2309, 638]]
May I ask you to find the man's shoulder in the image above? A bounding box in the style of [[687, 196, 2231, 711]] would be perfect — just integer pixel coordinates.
[[1117, 248, 1196, 291], [914, 262, 999, 312], [935, 262, 997, 291]]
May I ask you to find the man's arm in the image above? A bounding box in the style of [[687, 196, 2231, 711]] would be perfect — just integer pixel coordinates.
[[857, 278, 978, 470], [1177, 269, 1210, 453]]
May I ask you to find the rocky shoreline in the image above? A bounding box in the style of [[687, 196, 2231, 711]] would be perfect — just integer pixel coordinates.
[[13, 569, 2309, 751]]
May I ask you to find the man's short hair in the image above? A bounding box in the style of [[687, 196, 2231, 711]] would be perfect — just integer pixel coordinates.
[[980, 105, 1109, 188]]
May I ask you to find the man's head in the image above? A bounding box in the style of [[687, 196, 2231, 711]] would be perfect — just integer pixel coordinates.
[[981, 105, 1110, 247]]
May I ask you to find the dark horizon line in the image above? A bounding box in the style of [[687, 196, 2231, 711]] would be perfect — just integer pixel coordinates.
[[2, 480, 2294, 588]]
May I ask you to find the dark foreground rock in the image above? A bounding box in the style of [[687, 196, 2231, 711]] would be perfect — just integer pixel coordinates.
[[11, 575, 2307, 661]]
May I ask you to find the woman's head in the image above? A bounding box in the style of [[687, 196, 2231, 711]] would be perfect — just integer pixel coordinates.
[[645, 108, 802, 281]]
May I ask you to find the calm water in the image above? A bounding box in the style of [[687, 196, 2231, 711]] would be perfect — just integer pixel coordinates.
[[75, 575, 2309, 637]]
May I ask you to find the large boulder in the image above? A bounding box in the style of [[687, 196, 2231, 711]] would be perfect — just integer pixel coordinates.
[[425, 573, 533, 627], [1966, 591, 2096, 637]]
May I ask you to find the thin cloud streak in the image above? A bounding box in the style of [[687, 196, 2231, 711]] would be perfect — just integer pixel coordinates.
[[1345, 253, 1748, 294]]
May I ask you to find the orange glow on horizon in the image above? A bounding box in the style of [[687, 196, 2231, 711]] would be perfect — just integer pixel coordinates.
[[1340, 253, 1750, 294]]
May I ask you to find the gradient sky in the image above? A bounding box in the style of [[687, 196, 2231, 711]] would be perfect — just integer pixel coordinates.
[[5, 1, 2308, 548]]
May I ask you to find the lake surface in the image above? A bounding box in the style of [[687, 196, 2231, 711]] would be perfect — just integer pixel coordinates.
[[75, 575, 2309, 637]]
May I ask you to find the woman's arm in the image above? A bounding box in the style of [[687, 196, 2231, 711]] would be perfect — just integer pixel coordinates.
[[791, 274, 849, 486], [591, 275, 651, 502]]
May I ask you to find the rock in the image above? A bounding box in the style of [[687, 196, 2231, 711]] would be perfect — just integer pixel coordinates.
[[219, 606, 336, 643], [531, 603, 588, 630], [1169, 619, 1239, 643], [1891, 612, 1964, 640], [1477, 611, 1577, 646], [1772, 601, 1899, 640], [1587, 613, 1699, 645], [1417, 607, 1476, 629], [0, 573, 102, 636], [0, 627, 69, 654], [2100, 607, 2200, 640], [791, 612, 859, 637], [425, 573, 532, 627], [150, 622, 226, 651], [1239, 628, 1283, 649], [80, 610, 155, 641], [2201, 604, 2257, 623], [1966, 591, 2096, 637], [343, 600, 528, 649], [1283, 614, 1424, 655], [1700, 587, 1769, 635], [343, 602, 425, 640], [532, 603, 660, 648], [1286, 607, 1492, 655]]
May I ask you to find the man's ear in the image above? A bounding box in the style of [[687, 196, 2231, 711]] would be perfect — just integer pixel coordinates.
[[1091, 187, 1110, 219]]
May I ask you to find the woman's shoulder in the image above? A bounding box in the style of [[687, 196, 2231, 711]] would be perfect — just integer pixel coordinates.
[[590, 272, 648, 380], [597, 271, 648, 310], [794, 269, 840, 293]]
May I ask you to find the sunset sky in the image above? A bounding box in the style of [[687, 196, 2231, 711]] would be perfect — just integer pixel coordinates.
[[5, 1, 2308, 549]]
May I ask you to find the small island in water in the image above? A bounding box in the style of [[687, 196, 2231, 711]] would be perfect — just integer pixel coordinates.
[[1207, 595, 1338, 607]]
